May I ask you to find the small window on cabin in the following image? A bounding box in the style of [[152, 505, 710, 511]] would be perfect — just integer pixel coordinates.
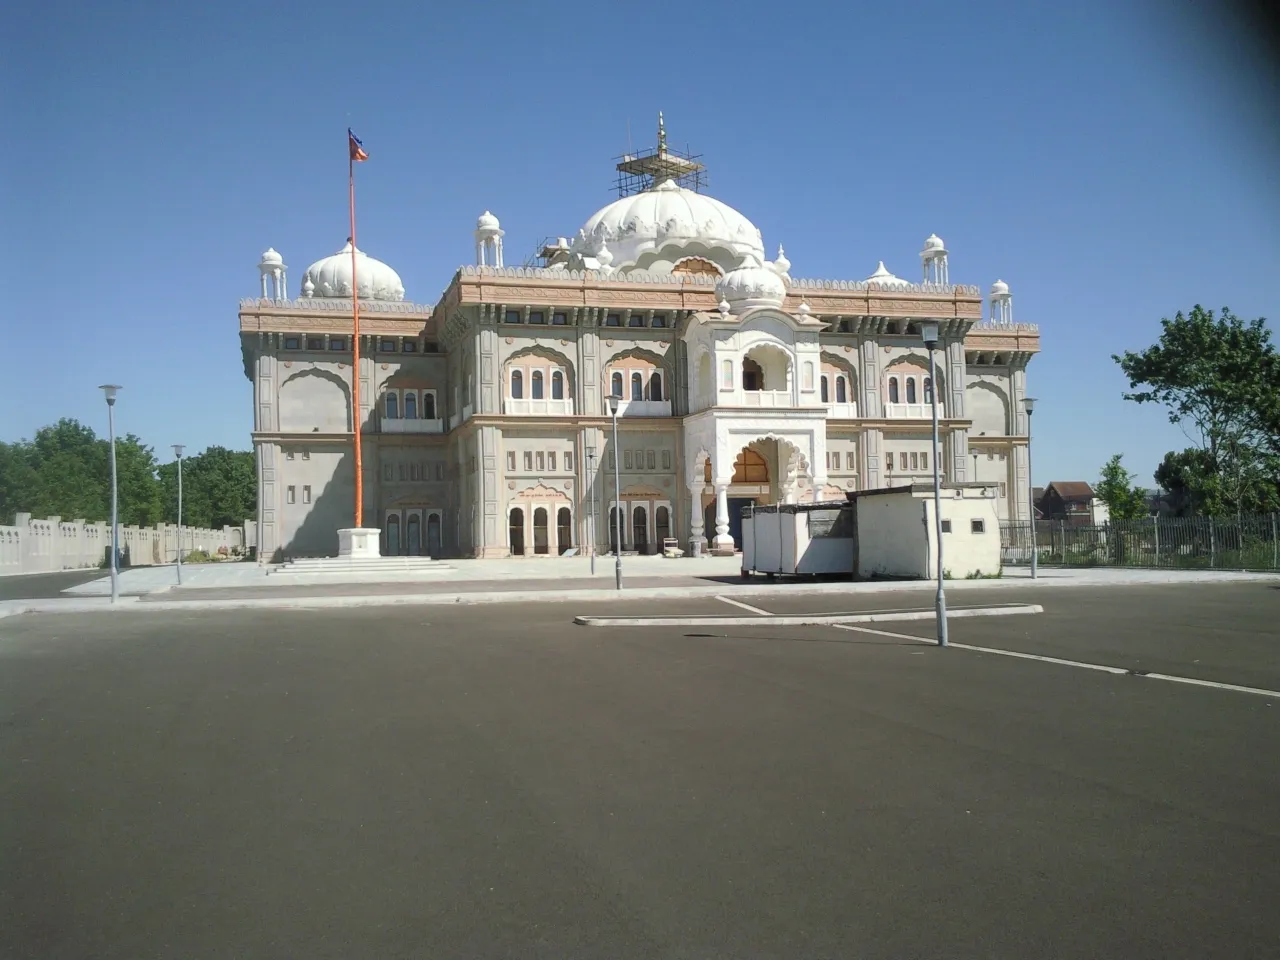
[[971, 518, 986, 534], [941, 519, 952, 533]]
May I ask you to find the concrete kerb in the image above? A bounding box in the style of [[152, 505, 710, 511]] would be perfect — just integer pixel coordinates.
[[574, 603, 1045, 628]]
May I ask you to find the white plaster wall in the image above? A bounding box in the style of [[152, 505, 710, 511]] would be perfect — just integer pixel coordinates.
[[279, 449, 352, 557], [965, 376, 1012, 435], [928, 494, 1002, 578]]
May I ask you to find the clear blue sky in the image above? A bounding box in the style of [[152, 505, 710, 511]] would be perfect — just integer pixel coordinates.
[[3, 0, 1276, 487]]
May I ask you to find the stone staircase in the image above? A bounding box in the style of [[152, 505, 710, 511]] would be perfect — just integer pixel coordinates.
[[267, 556, 455, 577]]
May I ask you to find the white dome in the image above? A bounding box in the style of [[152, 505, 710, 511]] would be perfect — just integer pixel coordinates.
[[921, 233, 946, 253], [476, 210, 501, 232], [716, 254, 787, 311], [571, 179, 764, 273], [259, 247, 283, 266], [865, 261, 912, 289], [990, 279, 1010, 297], [301, 241, 405, 301]]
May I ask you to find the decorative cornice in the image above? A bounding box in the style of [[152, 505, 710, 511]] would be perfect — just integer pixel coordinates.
[[239, 297, 432, 315]]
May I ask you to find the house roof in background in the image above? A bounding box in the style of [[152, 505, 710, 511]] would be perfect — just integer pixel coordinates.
[[1045, 481, 1096, 501]]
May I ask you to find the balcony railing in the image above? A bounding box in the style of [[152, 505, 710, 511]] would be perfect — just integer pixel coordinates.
[[615, 399, 672, 417], [382, 418, 444, 434], [505, 397, 574, 416], [825, 402, 859, 419], [885, 402, 944, 419]]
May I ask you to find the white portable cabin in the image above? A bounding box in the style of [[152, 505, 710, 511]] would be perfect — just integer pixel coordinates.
[[741, 483, 1002, 580]]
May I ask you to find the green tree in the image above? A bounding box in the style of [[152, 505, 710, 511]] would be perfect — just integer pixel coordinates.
[[159, 447, 256, 529], [1113, 305, 1280, 517], [1096, 454, 1149, 521], [1153, 448, 1216, 517]]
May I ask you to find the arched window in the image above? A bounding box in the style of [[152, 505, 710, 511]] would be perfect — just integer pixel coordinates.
[[551, 370, 564, 400], [631, 372, 643, 401], [648, 371, 663, 401], [426, 513, 441, 558], [655, 505, 671, 547], [609, 506, 621, 553], [533, 507, 549, 554], [386, 514, 401, 556], [802, 362, 814, 392], [531, 370, 544, 400], [721, 359, 733, 389], [906, 378, 918, 404], [511, 370, 523, 399], [836, 376, 848, 403], [611, 371, 623, 399], [924, 377, 933, 403], [888, 377, 900, 404], [407, 514, 421, 555], [404, 391, 418, 420], [509, 508, 525, 556], [632, 505, 648, 554], [820, 376, 830, 403], [556, 507, 572, 555], [422, 392, 436, 420], [384, 391, 399, 420]]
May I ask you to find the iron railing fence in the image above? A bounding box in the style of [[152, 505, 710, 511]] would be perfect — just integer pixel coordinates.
[[1000, 514, 1280, 571]]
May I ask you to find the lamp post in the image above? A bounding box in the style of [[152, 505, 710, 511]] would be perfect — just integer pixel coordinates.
[[172, 444, 185, 585], [586, 446, 598, 576], [98, 385, 122, 604], [919, 323, 947, 647], [607, 393, 623, 591], [1023, 396, 1038, 579]]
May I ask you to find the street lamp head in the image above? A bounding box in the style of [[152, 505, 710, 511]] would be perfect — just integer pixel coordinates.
[[98, 384, 122, 405], [1022, 396, 1037, 415], [918, 321, 940, 348], [172, 444, 186, 458], [607, 393, 622, 416]]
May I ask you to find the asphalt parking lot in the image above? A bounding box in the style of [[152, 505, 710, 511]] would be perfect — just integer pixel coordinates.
[[2, 583, 1278, 958]]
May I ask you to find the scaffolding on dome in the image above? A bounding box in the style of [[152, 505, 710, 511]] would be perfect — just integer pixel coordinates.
[[613, 111, 707, 197]]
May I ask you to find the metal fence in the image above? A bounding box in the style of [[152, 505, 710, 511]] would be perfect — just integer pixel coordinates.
[[1000, 514, 1280, 571]]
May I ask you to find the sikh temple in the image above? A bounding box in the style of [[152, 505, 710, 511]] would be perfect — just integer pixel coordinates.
[[239, 118, 1040, 560]]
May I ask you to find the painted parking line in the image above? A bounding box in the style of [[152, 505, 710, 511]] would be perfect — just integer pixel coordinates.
[[832, 624, 1280, 699], [715, 596, 772, 616], [574, 604, 1043, 628]]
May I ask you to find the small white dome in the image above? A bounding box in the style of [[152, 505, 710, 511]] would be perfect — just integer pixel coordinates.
[[796, 299, 811, 316], [476, 210, 501, 232], [865, 261, 912, 289], [990, 279, 1010, 297], [771, 243, 792, 278], [301, 240, 405, 301], [259, 247, 283, 266], [921, 233, 946, 253], [717, 253, 787, 311], [571, 179, 764, 274]]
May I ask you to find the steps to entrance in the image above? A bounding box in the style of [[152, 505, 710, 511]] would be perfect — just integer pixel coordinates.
[[267, 556, 455, 577]]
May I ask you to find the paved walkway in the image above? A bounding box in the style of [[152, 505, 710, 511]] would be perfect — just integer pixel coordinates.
[[1, 565, 1275, 619]]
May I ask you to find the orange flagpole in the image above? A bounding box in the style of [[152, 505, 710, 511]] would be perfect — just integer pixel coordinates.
[[349, 147, 363, 529]]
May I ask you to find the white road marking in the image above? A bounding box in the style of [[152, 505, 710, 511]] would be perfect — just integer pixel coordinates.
[[715, 596, 772, 616], [575, 604, 1043, 628], [832, 625, 1280, 697]]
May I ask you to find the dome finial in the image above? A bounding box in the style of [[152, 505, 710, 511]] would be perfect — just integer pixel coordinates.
[[657, 111, 667, 154]]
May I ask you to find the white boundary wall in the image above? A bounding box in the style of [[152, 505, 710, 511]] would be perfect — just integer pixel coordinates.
[[0, 513, 251, 576]]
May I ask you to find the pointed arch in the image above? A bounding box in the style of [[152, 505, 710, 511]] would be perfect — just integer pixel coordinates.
[[504, 345, 577, 396], [279, 368, 351, 431]]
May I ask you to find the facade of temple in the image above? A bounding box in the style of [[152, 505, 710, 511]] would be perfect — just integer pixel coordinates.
[[239, 130, 1040, 561]]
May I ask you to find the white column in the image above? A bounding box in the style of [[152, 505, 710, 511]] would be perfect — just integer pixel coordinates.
[[689, 484, 705, 549], [713, 483, 733, 552], [260, 273, 269, 297], [494, 235, 504, 268]]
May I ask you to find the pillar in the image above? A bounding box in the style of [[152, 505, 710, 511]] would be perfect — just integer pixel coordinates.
[[712, 483, 733, 555], [689, 483, 705, 550]]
